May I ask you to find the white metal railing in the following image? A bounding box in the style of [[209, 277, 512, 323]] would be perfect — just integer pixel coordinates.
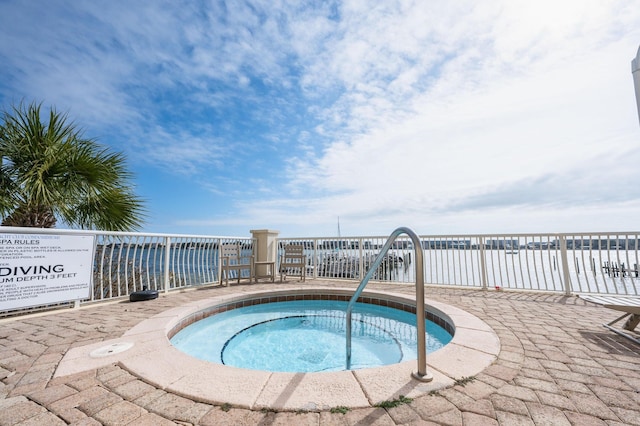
[[277, 232, 640, 296], [3, 228, 639, 315], [93, 234, 254, 298], [0, 227, 253, 314]]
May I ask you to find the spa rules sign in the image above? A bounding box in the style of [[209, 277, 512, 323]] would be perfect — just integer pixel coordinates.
[[0, 233, 95, 311]]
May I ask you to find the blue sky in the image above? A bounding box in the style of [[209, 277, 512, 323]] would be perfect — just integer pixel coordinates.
[[1, 1, 640, 238]]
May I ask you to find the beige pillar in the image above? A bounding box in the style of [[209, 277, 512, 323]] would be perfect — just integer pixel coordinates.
[[251, 229, 279, 279]]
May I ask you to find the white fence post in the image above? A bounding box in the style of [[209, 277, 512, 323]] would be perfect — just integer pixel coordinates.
[[163, 236, 171, 293], [316, 238, 320, 279], [558, 235, 572, 295], [358, 237, 364, 279], [217, 238, 224, 285], [479, 237, 488, 290]]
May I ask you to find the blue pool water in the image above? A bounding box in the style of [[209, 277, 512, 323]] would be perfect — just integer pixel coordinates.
[[171, 300, 452, 372]]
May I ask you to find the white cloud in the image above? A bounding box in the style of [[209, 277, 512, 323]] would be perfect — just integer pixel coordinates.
[[250, 0, 640, 235]]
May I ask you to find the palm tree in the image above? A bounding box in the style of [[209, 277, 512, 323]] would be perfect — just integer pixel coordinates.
[[0, 102, 145, 231]]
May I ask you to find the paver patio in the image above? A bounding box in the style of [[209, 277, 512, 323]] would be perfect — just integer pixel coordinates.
[[1, 280, 639, 425]]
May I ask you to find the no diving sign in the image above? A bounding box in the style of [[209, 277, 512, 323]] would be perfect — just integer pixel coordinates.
[[0, 233, 95, 311]]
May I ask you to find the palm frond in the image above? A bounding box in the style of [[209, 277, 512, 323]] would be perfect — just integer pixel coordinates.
[[0, 101, 146, 230]]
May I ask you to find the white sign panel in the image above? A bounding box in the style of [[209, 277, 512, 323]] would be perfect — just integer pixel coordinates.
[[0, 233, 95, 311]]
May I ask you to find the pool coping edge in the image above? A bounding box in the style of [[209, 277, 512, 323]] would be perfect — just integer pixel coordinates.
[[54, 286, 500, 411]]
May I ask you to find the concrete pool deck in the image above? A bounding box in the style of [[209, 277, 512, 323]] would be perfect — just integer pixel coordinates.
[[1, 280, 639, 425]]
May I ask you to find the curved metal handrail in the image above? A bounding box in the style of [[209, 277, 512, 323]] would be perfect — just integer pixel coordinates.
[[345, 226, 433, 381]]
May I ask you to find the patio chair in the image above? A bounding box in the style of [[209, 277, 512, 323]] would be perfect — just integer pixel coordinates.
[[279, 244, 306, 282], [220, 243, 254, 286], [579, 294, 640, 345]]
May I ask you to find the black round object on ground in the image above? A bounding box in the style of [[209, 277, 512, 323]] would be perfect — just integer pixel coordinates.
[[129, 289, 159, 302]]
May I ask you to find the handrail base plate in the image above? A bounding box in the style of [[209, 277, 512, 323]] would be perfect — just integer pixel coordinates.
[[412, 370, 434, 382]]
